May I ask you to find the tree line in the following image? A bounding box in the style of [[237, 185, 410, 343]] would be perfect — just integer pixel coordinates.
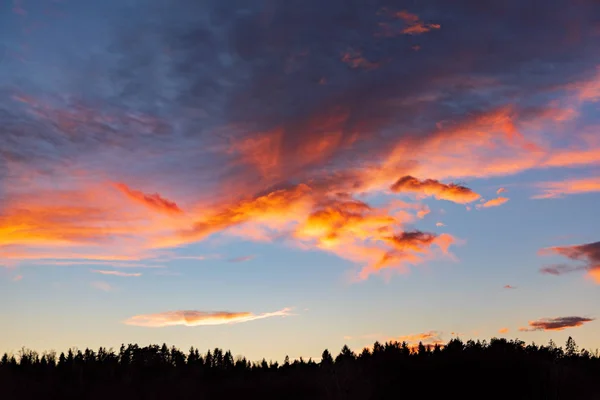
[[1, 336, 599, 399]]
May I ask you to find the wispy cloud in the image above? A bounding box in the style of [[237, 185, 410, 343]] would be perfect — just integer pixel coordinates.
[[114, 183, 184, 215], [477, 197, 510, 209], [539, 240, 600, 283], [532, 177, 600, 199], [91, 269, 142, 277], [227, 255, 255, 263], [503, 285, 516, 289], [124, 307, 292, 327], [498, 328, 509, 334], [396, 331, 444, 345], [519, 316, 594, 332], [394, 10, 441, 35], [341, 49, 379, 70], [32, 261, 163, 268], [390, 176, 481, 204], [12, 275, 23, 282]]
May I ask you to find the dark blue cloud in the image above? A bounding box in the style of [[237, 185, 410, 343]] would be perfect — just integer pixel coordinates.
[[1, 0, 600, 196]]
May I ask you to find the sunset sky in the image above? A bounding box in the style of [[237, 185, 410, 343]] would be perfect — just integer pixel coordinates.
[[1, 0, 599, 362]]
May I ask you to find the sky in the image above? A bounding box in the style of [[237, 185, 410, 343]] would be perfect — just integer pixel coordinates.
[[1, 0, 600, 362]]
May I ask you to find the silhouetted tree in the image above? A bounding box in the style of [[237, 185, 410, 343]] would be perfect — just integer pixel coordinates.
[[1, 337, 599, 400]]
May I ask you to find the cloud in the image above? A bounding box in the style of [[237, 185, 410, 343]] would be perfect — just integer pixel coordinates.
[[91, 281, 113, 292], [394, 10, 441, 35], [497, 188, 507, 195], [498, 328, 509, 334], [114, 183, 183, 215], [384, 231, 437, 252], [395, 331, 445, 350], [503, 285, 516, 289], [390, 176, 481, 204], [91, 269, 142, 277], [12, 275, 23, 282], [227, 255, 255, 263], [539, 241, 600, 283], [124, 307, 292, 327], [416, 205, 431, 219], [435, 222, 445, 227], [358, 331, 445, 353], [376, 10, 441, 37], [294, 196, 457, 280], [477, 197, 510, 209], [2, 0, 600, 284], [532, 177, 600, 199], [341, 49, 379, 70], [519, 316, 594, 332]]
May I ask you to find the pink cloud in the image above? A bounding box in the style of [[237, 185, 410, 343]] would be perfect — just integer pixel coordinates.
[[90, 269, 142, 277]]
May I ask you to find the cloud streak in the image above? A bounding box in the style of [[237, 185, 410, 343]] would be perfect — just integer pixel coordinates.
[[227, 255, 255, 263], [539, 241, 600, 283], [390, 176, 481, 204], [124, 307, 292, 327], [532, 177, 600, 199], [115, 183, 184, 215], [477, 197, 509, 209], [519, 316, 594, 332], [91, 269, 142, 277]]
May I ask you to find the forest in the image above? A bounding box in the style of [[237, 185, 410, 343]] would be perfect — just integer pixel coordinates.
[[1, 336, 599, 399]]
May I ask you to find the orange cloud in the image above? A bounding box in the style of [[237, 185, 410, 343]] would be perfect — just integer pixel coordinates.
[[358, 331, 444, 353], [124, 307, 292, 327], [503, 285, 516, 289], [0, 182, 176, 262], [358, 232, 455, 280], [532, 177, 600, 199], [518, 316, 594, 332], [394, 10, 441, 35], [292, 194, 456, 280], [498, 328, 509, 334], [6, 86, 600, 285], [229, 129, 283, 180], [416, 205, 431, 219], [395, 331, 445, 350], [0, 205, 122, 247], [370, 106, 600, 189], [159, 183, 314, 248], [115, 183, 183, 215], [90, 269, 142, 277], [497, 188, 507, 194], [587, 269, 600, 284], [390, 176, 481, 204], [341, 49, 379, 70], [477, 196, 509, 208], [384, 231, 436, 252]]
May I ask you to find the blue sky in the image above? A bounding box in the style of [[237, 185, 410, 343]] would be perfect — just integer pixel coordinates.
[[1, 0, 600, 362]]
